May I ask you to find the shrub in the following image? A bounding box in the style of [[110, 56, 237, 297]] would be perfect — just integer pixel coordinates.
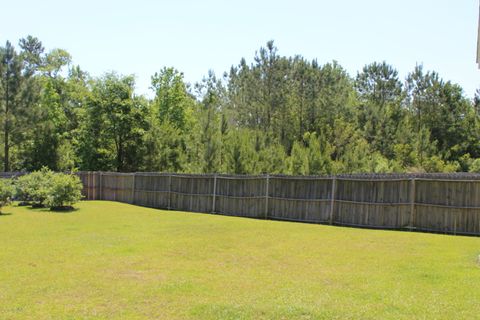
[[15, 168, 55, 207], [469, 158, 480, 173], [14, 175, 30, 204], [44, 173, 83, 210], [14, 168, 83, 210], [0, 179, 14, 214]]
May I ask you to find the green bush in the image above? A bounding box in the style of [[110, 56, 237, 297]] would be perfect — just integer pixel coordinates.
[[14, 175, 31, 203], [15, 168, 83, 210], [0, 179, 14, 213], [15, 167, 55, 207], [44, 173, 83, 210], [469, 158, 480, 173]]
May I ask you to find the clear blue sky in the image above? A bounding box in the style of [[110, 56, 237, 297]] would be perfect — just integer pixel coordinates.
[[1, 0, 478, 97]]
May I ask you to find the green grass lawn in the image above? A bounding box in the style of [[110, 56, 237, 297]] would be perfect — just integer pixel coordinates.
[[1, 201, 480, 319]]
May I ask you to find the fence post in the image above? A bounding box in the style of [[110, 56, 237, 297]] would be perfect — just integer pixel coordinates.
[[99, 172, 103, 200], [90, 171, 94, 200], [131, 172, 136, 204], [93, 171, 96, 200], [189, 176, 194, 211], [87, 171, 91, 200], [265, 174, 270, 219], [409, 178, 416, 230], [329, 176, 337, 225], [212, 174, 217, 213], [96, 171, 100, 200], [89, 171, 93, 200], [454, 212, 457, 235], [167, 173, 172, 210]]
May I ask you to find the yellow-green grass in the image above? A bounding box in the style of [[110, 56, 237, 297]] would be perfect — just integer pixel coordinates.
[[0, 201, 480, 319]]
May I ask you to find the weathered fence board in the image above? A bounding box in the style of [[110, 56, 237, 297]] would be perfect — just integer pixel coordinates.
[[414, 179, 480, 235], [268, 176, 332, 223], [215, 175, 265, 218], [62, 172, 480, 236], [100, 173, 134, 204], [170, 174, 215, 213], [334, 179, 411, 229], [133, 173, 170, 208]]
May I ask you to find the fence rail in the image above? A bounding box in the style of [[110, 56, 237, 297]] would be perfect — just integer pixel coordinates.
[[68, 171, 480, 236]]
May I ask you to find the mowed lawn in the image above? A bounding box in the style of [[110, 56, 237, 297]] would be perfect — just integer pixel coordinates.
[[1, 202, 480, 319]]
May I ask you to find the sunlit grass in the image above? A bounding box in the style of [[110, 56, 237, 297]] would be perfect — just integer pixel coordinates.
[[0, 201, 479, 319]]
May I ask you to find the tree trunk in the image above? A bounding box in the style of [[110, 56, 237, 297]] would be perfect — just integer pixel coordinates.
[[4, 82, 9, 172], [4, 126, 9, 172], [116, 136, 123, 172]]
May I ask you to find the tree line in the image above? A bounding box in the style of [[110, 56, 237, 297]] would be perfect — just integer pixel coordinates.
[[1, 37, 480, 174]]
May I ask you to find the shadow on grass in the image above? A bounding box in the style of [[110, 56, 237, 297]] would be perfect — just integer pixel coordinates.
[[0, 212, 12, 217], [22, 205, 80, 214], [50, 206, 80, 213]]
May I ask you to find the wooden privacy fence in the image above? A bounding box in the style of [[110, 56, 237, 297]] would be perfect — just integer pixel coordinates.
[[77, 172, 480, 236]]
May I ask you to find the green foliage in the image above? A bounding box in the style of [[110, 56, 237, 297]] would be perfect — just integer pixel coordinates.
[[257, 143, 288, 174], [15, 167, 55, 206], [422, 156, 459, 173], [289, 141, 308, 175], [355, 61, 405, 158], [15, 168, 82, 209], [469, 158, 480, 173], [151, 67, 194, 131], [304, 132, 333, 175], [77, 73, 147, 171], [1, 37, 480, 175], [44, 173, 83, 209], [0, 40, 29, 172], [223, 130, 259, 174], [143, 120, 186, 172], [288, 132, 335, 175], [0, 178, 14, 213], [14, 174, 32, 203]]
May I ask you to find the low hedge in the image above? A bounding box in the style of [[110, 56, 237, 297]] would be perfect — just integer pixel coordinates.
[[15, 168, 83, 211], [0, 178, 14, 214]]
